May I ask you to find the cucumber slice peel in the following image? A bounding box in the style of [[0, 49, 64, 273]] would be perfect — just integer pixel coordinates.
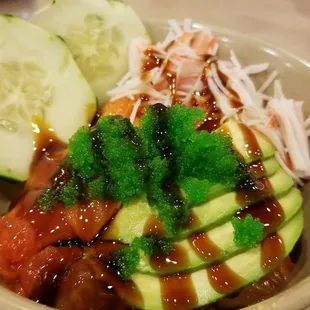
[[0, 15, 96, 181], [31, 0, 150, 105]]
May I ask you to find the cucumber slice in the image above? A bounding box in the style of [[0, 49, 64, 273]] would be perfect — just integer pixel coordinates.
[[30, 0, 149, 105], [0, 15, 96, 181]]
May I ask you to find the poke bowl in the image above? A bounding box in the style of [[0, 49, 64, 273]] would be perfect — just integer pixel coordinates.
[[0, 1, 310, 310]]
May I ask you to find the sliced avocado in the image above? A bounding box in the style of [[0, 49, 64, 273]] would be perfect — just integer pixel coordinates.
[[102, 166, 294, 243], [186, 156, 280, 203], [123, 211, 303, 310], [137, 187, 302, 274], [217, 119, 275, 163], [253, 156, 279, 177], [187, 166, 294, 238], [0, 15, 96, 181]]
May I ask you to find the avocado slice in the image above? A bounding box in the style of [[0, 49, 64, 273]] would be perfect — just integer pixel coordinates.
[[102, 166, 294, 243], [137, 187, 302, 274], [124, 211, 303, 310], [182, 156, 279, 203], [217, 119, 275, 163]]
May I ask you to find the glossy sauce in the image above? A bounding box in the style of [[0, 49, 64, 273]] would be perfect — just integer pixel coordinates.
[[207, 263, 243, 295], [189, 232, 220, 261], [150, 245, 190, 272], [261, 233, 285, 270], [160, 273, 198, 310], [17, 192, 119, 248], [143, 215, 165, 237], [239, 123, 262, 162], [22, 204, 74, 247], [142, 49, 180, 104], [185, 210, 202, 230], [194, 79, 223, 132], [31, 116, 66, 169], [237, 198, 284, 234], [247, 160, 266, 179], [236, 177, 273, 206], [166, 72, 179, 104], [196, 98, 223, 132], [142, 48, 164, 73]]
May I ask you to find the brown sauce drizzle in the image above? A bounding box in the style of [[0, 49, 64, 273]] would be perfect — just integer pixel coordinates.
[[193, 75, 223, 133], [160, 273, 198, 310], [236, 198, 284, 234], [143, 215, 165, 237], [196, 98, 223, 132], [91, 112, 102, 127], [236, 177, 273, 206], [247, 160, 266, 179], [166, 72, 180, 105], [261, 233, 285, 270], [207, 263, 243, 295], [31, 116, 66, 169], [238, 123, 262, 162], [185, 210, 202, 230], [189, 232, 220, 261], [150, 245, 190, 272], [142, 48, 164, 73], [141, 48, 180, 104]]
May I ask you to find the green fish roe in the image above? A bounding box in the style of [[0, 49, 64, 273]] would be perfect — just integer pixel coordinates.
[[231, 214, 264, 248], [36, 104, 241, 237], [113, 236, 172, 279]]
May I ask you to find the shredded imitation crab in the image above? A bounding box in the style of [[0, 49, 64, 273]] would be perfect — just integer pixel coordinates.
[[106, 19, 310, 184]]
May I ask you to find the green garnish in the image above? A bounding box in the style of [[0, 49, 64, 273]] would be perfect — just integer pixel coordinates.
[[231, 214, 264, 248], [35, 103, 249, 280], [180, 178, 212, 205], [36, 188, 58, 211], [167, 104, 240, 188], [68, 127, 98, 180], [139, 104, 240, 234], [36, 104, 242, 236], [145, 157, 189, 235], [60, 176, 80, 207], [113, 247, 140, 280], [88, 176, 107, 200], [113, 236, 172, 279], [95, 116, 145, 203]]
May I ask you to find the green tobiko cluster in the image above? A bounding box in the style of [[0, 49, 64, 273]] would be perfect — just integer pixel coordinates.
[[37, 104, 241, 235], [36, 103, 266, 279]]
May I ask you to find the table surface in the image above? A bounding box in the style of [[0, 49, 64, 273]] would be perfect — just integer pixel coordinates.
[[1, 0, 310, 61], [128, 0, 310, 61]]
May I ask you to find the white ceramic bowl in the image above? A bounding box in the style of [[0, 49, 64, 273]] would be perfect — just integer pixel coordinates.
[[1, 1, 310, 309]]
